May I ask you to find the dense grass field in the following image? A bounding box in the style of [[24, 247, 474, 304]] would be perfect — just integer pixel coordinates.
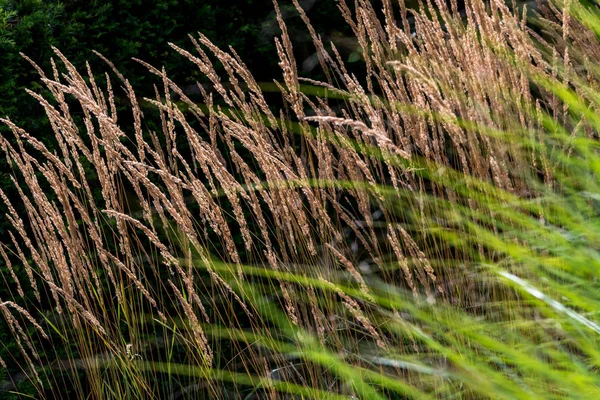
[[1, 0, 600, 398]]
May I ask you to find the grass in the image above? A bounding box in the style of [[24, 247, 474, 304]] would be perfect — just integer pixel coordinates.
[[1, 0, 600, 398]]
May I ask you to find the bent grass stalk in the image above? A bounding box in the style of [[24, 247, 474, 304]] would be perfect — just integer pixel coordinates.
[[1, 0, 600, 398]]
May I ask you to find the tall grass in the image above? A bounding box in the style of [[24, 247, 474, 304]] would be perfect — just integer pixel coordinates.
[[1, 0, 599, 398]]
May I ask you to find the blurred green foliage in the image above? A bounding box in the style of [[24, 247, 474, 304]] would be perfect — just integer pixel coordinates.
[[0, 0, 353, 128]]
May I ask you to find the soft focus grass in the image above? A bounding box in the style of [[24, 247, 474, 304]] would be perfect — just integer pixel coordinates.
[[1, 0, 600, 399]]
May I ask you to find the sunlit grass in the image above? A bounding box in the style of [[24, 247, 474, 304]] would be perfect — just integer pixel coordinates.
[[2, 0, 600, 398]]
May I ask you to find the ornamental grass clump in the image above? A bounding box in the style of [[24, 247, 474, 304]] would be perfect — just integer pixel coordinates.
[[1, 0, 599, 398]]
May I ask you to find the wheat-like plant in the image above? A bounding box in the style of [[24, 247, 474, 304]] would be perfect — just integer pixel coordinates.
[[1, 0, 599, 398]]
